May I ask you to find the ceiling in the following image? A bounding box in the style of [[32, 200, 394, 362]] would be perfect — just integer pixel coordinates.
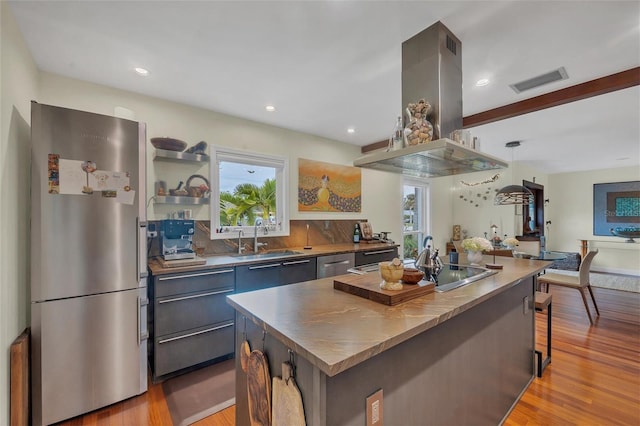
[[8, 1, 640, 175]]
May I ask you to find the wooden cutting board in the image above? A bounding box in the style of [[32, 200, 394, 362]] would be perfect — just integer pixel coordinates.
[[159, 256, 206, 268], [247, 349, 272, 426], [272, 362, 305, 426], [334, 273, 435, 306]]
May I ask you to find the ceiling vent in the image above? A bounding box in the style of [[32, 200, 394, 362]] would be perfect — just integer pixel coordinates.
[[509, 67, 569, 93]]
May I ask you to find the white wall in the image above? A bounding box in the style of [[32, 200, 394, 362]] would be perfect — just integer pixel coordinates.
[[427, 162, 549, 253], [548, 166, 640, 275], [38, 73, 403, 241], [0, 3, 40, 424]]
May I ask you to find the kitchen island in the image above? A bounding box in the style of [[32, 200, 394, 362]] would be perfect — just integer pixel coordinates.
[[227, 255, 550, 425]]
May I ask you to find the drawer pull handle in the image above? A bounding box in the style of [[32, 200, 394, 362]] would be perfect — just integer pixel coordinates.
[[322, 260, 350, 267], [158, 288, 234, 304], [282, 259, 311, 266], [158, 322, 234, 344], [158, 269, 234, 281], [363, 249, 395, 255], [248, 263, 281, 270]]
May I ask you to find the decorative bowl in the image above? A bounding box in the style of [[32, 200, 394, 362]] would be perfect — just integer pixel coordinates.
[[610, 227, 640, 243], [150, 137, 187, 152], [402, 268, 424, 284]]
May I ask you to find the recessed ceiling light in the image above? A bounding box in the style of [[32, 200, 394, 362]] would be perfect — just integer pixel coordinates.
[[265, 105, 275, 112], [347, 128, 355, 134], [475, 78, 490, 87], [135, 67, 149, 76]]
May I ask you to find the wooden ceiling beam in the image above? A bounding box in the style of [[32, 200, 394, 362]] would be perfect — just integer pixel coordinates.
[[463, 67, 640, 128], [361, 67, 640, 153]]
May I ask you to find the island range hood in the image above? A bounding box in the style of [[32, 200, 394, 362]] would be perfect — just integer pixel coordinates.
[[354, 21, 508, 177]]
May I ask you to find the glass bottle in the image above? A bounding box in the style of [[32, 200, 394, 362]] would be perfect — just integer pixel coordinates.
[[353, 223, 361, 243], [390, 116, 404, 150]]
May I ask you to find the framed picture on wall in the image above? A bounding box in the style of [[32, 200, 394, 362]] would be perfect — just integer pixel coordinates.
[[298, 158, 362, 212], [593, 181, 640, 236]]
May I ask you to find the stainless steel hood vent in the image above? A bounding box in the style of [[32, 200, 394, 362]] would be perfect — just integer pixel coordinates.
[[354, 21, 508, 177], [354, 138, 508, 178]]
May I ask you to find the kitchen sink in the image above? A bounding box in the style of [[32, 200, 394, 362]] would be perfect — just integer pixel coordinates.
[[233, 250, 304, 261]]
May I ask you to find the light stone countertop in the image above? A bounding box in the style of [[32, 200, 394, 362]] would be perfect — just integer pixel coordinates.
[[227, 255, 550, 377], [148, 242, 398, 275]]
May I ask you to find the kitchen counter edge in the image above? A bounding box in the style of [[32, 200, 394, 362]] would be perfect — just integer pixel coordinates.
[[148, 242, 399, 275]]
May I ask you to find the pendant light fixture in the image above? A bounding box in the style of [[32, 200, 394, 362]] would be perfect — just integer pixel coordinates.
[[494, 141, 533, 205]]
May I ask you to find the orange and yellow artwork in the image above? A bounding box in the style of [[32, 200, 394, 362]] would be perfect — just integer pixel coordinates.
[[298, 158, 361, 212]]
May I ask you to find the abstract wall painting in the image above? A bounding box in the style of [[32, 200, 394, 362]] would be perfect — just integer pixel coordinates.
[[298, 158, 361, 212], [593, 181, 640, 236]]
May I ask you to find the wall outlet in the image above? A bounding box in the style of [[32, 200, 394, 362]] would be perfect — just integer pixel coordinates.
[[366, 389, 383, 426], [147, 223, 157, 238]]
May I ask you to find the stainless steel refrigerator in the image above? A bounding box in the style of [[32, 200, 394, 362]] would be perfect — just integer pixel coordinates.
[[30, 102, 148, 425]]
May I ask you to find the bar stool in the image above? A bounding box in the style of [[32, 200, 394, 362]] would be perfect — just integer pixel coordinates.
[[534, 291, 552, 377]]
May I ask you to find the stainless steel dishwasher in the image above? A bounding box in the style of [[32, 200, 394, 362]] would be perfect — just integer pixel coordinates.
[[316, 253, 355, 278]]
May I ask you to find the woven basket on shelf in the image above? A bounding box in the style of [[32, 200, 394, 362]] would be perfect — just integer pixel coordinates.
[[185, 174, 210, 198]]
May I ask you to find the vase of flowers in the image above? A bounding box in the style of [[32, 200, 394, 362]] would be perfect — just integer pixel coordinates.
[[503, 237, 519, 250], [461, 237, 493, 266]]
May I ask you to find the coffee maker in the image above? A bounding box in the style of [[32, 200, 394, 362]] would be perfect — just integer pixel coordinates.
[[160, 219, 195, 260]]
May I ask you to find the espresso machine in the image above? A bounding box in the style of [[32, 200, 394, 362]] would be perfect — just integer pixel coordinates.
[[160, 219, 195, 260]]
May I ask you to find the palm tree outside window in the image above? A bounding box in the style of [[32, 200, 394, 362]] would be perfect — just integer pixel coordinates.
[[211, 146, 289, 239]]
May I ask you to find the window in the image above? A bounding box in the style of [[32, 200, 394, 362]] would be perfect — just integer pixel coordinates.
[[403, 178, 430, 260], [210, 146, 289, 239]]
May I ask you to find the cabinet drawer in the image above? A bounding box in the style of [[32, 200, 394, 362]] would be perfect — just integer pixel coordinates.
[[154, 321, 235, 377], [236, 262, 281, 293], [155, 288, 235, 336], [355, 248, 398, 266], [281, 258, 317, 285], [154, 268, 235, 297], [316, 253, 354, 278]]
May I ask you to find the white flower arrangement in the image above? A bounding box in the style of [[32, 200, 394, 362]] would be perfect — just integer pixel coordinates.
[[461, 237, 493, 252], [504, 237, 519, 247]]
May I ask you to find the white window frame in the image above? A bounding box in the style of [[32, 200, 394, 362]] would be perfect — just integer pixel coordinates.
[[402, 177, 430, 258], [210, 145, 289, 240]]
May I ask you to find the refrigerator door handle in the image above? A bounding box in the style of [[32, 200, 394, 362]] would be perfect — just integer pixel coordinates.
[[138, 296, 149, 344], [137, 218, 148, 281], [136, 296, 150, 345], [137, 296, 141, 346]]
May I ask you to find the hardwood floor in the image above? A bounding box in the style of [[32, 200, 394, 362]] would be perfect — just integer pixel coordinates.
[[56, 285, 639, 426]]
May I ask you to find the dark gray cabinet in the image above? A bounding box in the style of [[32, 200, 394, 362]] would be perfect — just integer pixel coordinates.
[[150, 267, 235, 380], [281, 258, 317, 285], [355, 247, 398, 266], [147, 246, 396, 380], [236, 257, 317, 293]]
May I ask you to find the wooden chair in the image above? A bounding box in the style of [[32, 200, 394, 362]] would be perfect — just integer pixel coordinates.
[[537, 250, 600, 325]]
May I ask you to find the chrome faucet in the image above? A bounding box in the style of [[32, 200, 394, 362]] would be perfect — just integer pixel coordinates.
[[237, 229, 245, 254], [254, 219, 268, 252]]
